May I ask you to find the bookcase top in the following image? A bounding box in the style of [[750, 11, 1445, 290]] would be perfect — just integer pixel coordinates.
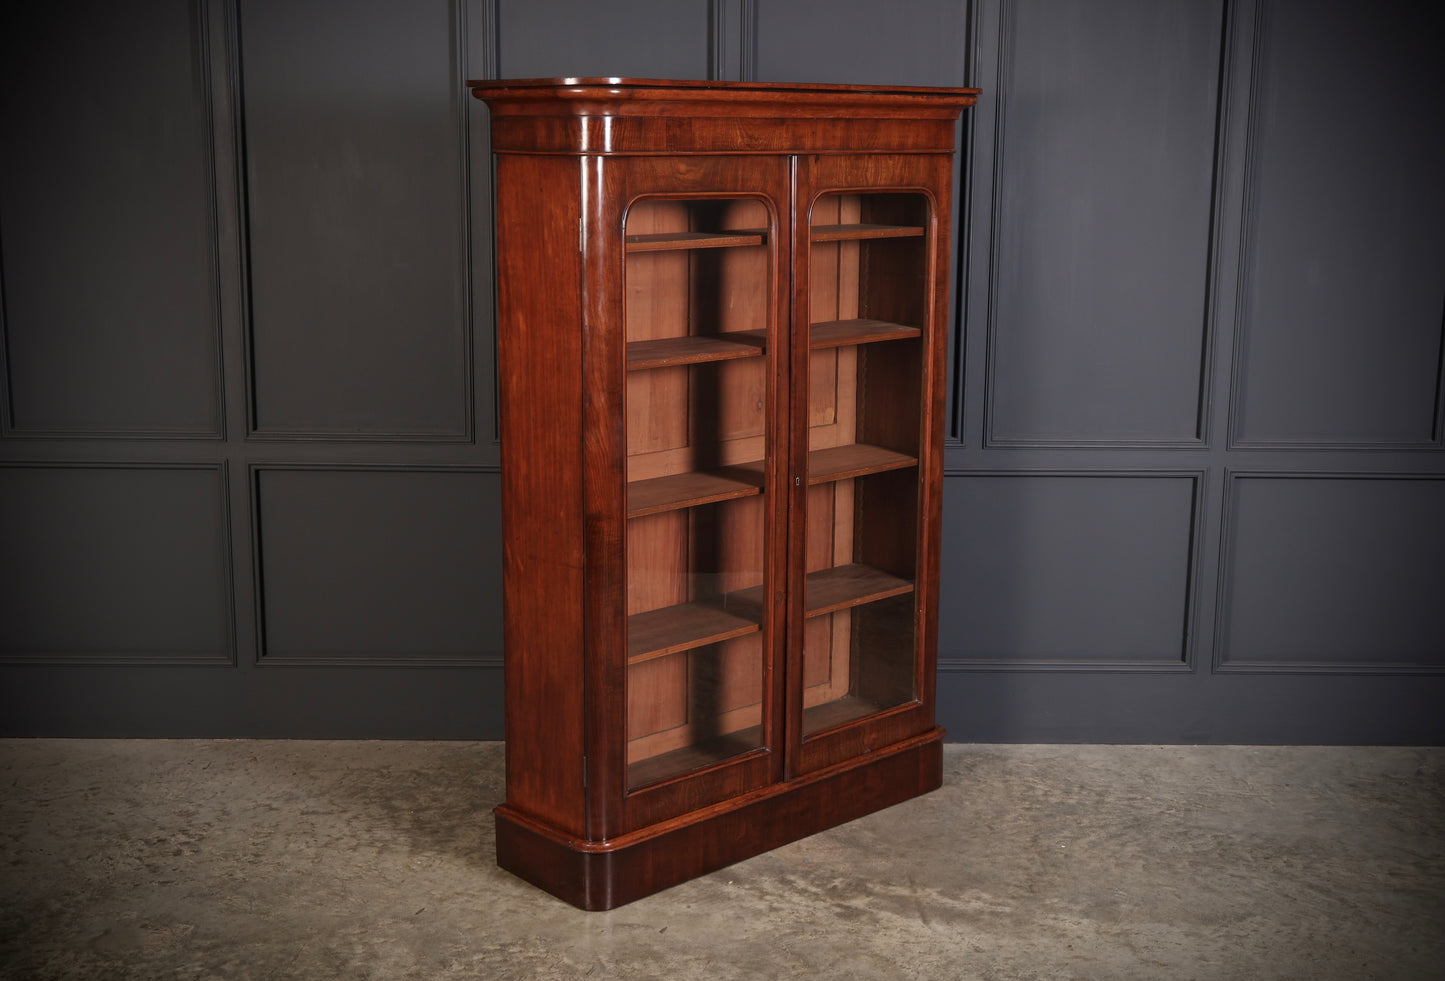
[[468, 78, 979, 155], [468, 77, 979, 99]]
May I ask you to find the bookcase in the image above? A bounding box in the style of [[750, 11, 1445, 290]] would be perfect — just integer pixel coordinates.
[[469, 78, 978, 909]]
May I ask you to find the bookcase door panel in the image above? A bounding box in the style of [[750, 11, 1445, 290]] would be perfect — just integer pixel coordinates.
[[600, 157, 791, 833], [791, 157, 950, 774]]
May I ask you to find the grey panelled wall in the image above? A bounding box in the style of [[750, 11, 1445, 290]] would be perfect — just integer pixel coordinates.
[[984, 0, 1221, 445], [1232, 1, 1445, 446], [943, 0, 1443, 743], [0, 2, 220, 437], [241, 0, 473, 438], [0, 0, 503, 737], [1, 0, 1441, 742], [0, 465, 231, 663], [1218, 476, 1445, 671], [941, 474, 1200, 667]]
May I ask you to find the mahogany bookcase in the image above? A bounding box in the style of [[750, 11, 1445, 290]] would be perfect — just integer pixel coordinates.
[[469, 78, 978, 909]]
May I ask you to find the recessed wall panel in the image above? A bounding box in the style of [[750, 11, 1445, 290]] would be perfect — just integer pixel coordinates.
[[254, 468, 500, 663], [1232, 1, 1445, 445], [987, 0, 1223, 443], [0, 466, 230, 662], [1219, 476, 1445, 671], [497, 0, 710, 79], [0, 0, 219, 436], [756, 0, 967, 86], [940, 474, 1197, 666], [240, 0, 469, 437]]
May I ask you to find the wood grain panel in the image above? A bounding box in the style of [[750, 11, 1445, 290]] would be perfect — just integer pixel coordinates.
[[493, 152, 587, 833]]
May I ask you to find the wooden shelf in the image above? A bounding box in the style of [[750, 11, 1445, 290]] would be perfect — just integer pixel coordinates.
[[627, 598, 761, 664], [724, 562, 912, 624], [624, 563, 916, 664], [803, 563, 914, 618], [626, 229, 768, 252], [628, 727, 765, 788], [626, 331, 767, 371], [809, 319, 921, 349], [810, 223, 924, 243], [802, 694, 892, 735], [634, 562, 910, 664], [627, 463, 765, 518], [807, 442, 917, 484]]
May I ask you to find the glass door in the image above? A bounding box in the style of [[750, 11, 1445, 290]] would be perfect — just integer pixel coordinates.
[[794, 181, 940, 768], [622, 195, 776, 791]]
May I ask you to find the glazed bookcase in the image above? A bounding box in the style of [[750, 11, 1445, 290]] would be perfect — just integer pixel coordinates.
[[469, 78, 978, 909]]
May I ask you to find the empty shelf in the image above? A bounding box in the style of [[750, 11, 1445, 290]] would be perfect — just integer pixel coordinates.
[[804, 563, 915, 618], [807, 443, 917, 484], [626, 331, 767, 370], [810, 223, 924, 243], [809, 319, 921, 349], [626, 229, 768, 252], [627, 463, 766, 517], [627, 600, 761, 664]]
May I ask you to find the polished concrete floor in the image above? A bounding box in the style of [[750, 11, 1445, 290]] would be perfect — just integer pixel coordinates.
[[1, 741, 1441, 980]]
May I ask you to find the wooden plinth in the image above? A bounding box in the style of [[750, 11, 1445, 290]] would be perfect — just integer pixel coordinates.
[[494, 728, 944, 910]]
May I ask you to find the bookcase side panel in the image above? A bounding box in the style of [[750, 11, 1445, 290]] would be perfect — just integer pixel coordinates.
[[495, 154, 588, 836]]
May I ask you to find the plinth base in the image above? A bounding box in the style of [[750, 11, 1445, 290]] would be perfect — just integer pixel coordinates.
[[494, 728, 944, 910]]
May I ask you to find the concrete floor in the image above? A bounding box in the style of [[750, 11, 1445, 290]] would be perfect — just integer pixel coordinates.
[[0, 742, 1441, 981]]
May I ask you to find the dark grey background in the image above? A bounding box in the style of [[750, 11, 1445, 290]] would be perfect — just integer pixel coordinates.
[[2, 0, 1441, 742]]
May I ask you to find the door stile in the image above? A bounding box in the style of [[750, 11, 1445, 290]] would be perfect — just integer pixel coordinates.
[[579, 152, 628, 843], [916, 157, 952, 730], [782, 152, 810, 781]]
